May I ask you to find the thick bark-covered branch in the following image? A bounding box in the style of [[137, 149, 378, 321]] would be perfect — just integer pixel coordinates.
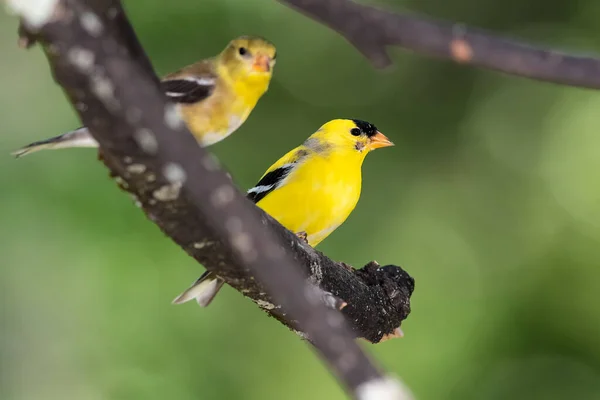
[[280, 0, 600, 90], [9, 0, 414, 397]]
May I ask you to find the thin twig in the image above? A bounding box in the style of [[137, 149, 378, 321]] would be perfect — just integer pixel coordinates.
[[279, 0, 600, 89]]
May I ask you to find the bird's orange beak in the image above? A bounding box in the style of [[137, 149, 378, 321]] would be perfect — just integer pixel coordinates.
[[252, 54, 271, 72], [368, 131, 394, 150]]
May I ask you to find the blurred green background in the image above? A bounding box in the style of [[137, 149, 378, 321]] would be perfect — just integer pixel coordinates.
[[3, 0, 600, 399]]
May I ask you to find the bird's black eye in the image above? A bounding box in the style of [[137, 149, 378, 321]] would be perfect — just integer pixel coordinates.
[[350, 128, 362, 136], [238, 47, 248, 56], [272, 52, 277, 60]]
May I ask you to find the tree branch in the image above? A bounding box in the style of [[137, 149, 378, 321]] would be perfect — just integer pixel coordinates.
[[279, 0, 600, 90], [8, 0, 414, 397]]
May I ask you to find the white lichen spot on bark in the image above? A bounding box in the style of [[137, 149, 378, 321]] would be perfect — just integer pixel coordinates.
[[134, 128, 158, 154], [91, 75, 119, 110], [231, 232, 256, 262], [210, 185, 235, 207], [123, 156, 133, 164], [6, 0, 59, 28], [146, 173, 156, 182], [164, 104, 184, 129], [193, 240, 216, 249], [114, 176, 128, 188], [255, 300, 278, 310], [356, 377, 414, 400], [293, 330, 310, 340], [127, 163, 146, 174], [67, 47, 95, 72], [80, 11, 103, 36], [153, 182, 182, 201], [163, 162, 187, 184]]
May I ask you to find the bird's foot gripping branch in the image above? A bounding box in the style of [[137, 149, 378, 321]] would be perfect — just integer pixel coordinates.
[[11, 0, 414, 397]]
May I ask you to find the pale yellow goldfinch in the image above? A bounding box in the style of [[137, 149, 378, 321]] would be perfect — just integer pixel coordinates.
[[173, 119, 394, 307], [12, 35, 276, 157]]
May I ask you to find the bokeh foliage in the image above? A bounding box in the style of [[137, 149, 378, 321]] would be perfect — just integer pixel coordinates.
[[2, 0, 600, 398]]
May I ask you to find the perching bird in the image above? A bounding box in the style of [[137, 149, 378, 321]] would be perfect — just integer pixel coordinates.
[[173, 118, 394, 307], [12, 35, 276, 157]]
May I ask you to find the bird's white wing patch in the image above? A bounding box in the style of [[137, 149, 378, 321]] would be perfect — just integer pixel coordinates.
[[246, 163, 297, 203], [247, 185, 275, 195]]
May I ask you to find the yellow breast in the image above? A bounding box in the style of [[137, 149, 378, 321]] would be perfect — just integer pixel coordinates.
[[256, 152, 362, 247], [178, 75, 269, 147]]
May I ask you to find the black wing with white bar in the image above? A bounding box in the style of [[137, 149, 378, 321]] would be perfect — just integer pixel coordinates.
[[247, 163, 296, 204], [162, 77, 216, 104]]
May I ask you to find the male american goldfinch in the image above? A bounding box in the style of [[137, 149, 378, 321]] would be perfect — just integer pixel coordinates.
[[12, 35, 276, 157], [173, 118, 394, 307]]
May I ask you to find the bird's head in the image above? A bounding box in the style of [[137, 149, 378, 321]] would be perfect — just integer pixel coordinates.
[[308, 119, 394, 157], [220, 36, 276, 84]]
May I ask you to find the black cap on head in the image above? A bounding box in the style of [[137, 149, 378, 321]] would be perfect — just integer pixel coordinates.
[[351, 119, 378, 137]]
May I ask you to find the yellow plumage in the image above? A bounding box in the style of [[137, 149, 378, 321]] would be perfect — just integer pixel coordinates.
[[257, 150, 359, 246], [253, 126, 363, 246], [12, 35, 276, 156], [173, 118, 394, 306]]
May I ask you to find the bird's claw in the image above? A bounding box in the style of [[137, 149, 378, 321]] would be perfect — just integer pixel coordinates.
[[360, 327, 404, 344], [295, 231, 309, 244], [380, 327, 404, 341]]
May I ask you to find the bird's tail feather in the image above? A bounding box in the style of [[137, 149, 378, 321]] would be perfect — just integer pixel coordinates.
[[11, 127, 98, 158], [172, 271, 224, 307]]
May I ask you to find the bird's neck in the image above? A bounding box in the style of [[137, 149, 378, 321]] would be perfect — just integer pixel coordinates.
[[238, 75, 270, 103], [218, 64, 269, 107], [315, 144, 368, 171]]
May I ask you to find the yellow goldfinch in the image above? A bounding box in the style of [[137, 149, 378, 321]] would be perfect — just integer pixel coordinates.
[[173, 119, 394, 306], [12, 35, 276, 157]]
